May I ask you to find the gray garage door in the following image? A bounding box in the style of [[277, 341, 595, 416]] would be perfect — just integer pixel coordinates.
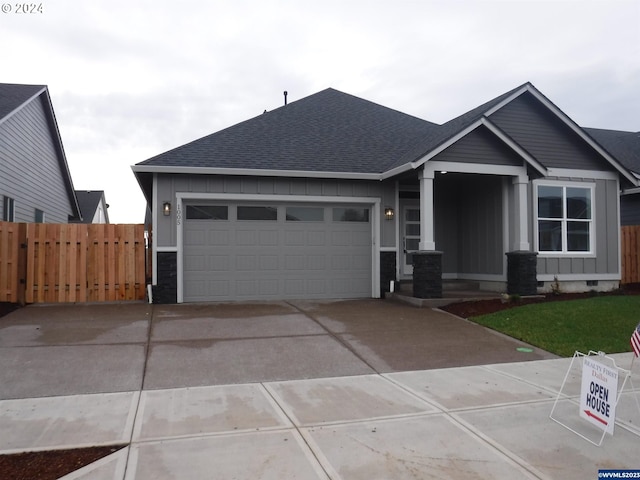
[[183, 202, 373, 302]]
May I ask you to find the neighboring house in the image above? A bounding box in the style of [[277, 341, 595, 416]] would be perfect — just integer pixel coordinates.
[[74, 190, 110, 224], [0, 83, 81, 223], [132, 82, 637, 303], [583, 128, 640, 226]]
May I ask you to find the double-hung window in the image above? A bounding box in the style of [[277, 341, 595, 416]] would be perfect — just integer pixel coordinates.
[[536, 183, 593, 254]]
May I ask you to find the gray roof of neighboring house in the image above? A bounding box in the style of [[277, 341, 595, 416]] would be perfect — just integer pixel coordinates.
[[0, 83, 46, 121], [585, 128, 640, 174], [137, 88, 441, 174], [75, 190, 109, 223]]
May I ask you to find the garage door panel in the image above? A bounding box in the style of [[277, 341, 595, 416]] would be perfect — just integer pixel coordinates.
[[183, 202, 372, 302], [307, 231, 326, 246]]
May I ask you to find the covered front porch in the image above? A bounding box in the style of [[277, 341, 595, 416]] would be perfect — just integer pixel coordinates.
[[383, 160, 539, 299]]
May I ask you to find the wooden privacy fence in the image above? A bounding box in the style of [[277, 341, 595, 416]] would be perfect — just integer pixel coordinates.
[[0, 222, 146, 304], [621, 225, 640, 285]]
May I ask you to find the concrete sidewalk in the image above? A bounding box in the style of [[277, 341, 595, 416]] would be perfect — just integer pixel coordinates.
[[0, 300, 639, 479]]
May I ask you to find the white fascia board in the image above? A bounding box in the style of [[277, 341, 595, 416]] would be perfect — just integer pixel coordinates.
[[523, 86, 638, 186], [0, 86, 47, 127], [483, 84, 531, 117], [131, 165, 382, 181], [482, 118, 547, 176]]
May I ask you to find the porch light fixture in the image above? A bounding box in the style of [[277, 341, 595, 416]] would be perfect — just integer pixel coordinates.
[[384, 207, 395, 220], [162, 202, 171, 216]]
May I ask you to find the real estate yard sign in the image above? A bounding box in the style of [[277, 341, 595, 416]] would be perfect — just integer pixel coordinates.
[[580, 357, 618, 434]]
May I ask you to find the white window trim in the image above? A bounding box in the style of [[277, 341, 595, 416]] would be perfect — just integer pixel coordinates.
[[533, 180, 596, 257]]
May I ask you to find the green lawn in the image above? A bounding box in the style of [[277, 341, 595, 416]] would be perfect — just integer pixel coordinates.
[[470, 295, 640, 357]]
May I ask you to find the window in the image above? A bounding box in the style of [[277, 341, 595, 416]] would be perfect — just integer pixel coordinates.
[[35, 209, 45, 223], [332, 207, 370, 222], [186, 205, 228, 220], [286, 206, 324, 222], [237, 206, 277, 221], [536, 184, 592, 253], [2, 196, 14, 221]]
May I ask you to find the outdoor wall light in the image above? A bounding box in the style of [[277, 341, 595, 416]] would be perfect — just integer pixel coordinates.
[[162, 202, 171, 216], [384, 207, 395, 220]]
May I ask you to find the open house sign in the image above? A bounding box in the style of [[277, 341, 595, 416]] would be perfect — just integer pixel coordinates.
[[580, 357, 618, 434]]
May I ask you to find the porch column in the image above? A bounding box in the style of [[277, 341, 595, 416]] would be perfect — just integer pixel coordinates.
[[513, 175, 530, 251], [418, 168, 436, 251]]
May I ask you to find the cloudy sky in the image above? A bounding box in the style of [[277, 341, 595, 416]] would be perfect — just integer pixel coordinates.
[[2, 0, 639, 223]]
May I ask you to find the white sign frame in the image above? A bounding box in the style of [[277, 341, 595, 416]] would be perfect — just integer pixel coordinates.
[[550, 351, 631, 447]]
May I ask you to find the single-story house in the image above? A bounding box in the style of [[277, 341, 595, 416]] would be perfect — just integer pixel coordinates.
[[132, 82, 637, 303], [0, 83, 81, 223], [74, 190, 110, 224], [583, 128, 640, 226]]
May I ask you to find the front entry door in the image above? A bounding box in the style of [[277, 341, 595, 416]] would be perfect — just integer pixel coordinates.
[[402, 206, 420, 275]]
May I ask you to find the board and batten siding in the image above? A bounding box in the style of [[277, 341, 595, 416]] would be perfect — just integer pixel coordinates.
[[490, 92, 611, 172], [435, 174, 504, 276], [155, 174, 386, 247], [535, 177, 620, 277], [0, 96, 73, 223], [433, 125, 524, 167]]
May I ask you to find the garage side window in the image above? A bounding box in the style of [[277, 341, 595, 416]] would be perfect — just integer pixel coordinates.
[[238, 206, 277, 221], [186, 205, 228, 220], [332, 207, 369, 222], [286, 207, 324, 221]]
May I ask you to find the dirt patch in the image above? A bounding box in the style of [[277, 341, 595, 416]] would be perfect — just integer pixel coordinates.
[[0, 445, 126, 480], [0, 302, 21, 319]]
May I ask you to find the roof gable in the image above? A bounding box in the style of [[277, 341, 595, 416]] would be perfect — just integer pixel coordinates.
[[0, 83, 81, 220]]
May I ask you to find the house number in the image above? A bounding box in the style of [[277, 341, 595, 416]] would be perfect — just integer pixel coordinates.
[[176, 204, 182, 226]]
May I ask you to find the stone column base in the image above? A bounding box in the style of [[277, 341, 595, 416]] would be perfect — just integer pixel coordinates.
[[506, 250, 538, 296], [412, 251, 443, 298]]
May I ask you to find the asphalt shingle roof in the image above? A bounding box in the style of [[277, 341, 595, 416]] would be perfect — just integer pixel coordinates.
[[138, 88, 441, 174], [584, 127, 640, 174], [0, 83, 46, 120]]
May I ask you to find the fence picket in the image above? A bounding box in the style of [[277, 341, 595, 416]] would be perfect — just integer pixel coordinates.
[[1, 222, 146, 304]]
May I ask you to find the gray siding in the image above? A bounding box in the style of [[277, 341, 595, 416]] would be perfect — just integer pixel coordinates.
[[621, 194, 640, 226], [490, 93, 611, 171], [435, 174, 504, 275], [156, 174, 384, 247], [535, 177, 620, 276], [0, 96, 73, 222], [434, 126, 523, 166]]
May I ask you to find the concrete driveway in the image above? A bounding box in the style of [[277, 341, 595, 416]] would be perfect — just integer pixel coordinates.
[[0, 299, 554, 399], [1, 300, 639, 479]]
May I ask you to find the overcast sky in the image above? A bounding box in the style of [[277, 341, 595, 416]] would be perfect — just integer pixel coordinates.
[[2, 0, 639, 223]]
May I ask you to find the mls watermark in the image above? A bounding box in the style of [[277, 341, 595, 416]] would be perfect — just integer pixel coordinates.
[[1, 3, 44, 14], [598, 470, 640, 479]]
